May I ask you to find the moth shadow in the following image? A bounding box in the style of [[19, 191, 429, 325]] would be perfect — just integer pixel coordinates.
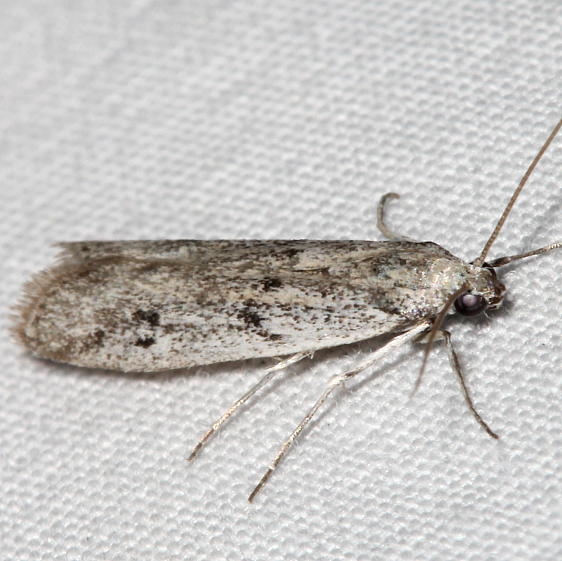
[[519, 184, 561, 248], [34, 354, 294, 384]]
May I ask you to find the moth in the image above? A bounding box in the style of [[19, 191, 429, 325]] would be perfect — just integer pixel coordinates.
[[14, 118, 561, 501]]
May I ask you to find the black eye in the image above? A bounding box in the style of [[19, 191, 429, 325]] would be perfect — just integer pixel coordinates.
[[454, 293, 488, 316]]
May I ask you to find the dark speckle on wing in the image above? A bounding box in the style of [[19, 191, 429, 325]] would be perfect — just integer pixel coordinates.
[[135, 336, 156, 348], [261, 277, 283, 291], [132, 309, 160, 326], [237, 299, 264, 328]]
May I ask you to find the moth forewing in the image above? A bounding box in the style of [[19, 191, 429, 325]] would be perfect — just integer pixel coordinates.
[[15, 240, 489, 372]]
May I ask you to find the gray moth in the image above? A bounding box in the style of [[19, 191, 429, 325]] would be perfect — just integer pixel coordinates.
[[15, 239, 502, 372], [13, 118, 562, 501]]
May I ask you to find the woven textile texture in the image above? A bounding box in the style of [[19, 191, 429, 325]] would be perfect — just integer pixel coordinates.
[[1, 1, 560, 560]]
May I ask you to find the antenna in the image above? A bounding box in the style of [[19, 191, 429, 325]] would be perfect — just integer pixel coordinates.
[[474, 117, 562, 267]]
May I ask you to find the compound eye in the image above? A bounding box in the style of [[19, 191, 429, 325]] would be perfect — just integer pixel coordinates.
[[454, 292, 488, 316]]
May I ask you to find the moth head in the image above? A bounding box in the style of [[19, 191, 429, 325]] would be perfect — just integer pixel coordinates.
[[454, 266, 506, 317]]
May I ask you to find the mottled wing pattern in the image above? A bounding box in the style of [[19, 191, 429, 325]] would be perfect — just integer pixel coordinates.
[[15, 240, 463, 371]]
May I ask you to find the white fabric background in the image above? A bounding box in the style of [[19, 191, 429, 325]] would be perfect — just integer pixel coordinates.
[[1, 1, 561, 560]]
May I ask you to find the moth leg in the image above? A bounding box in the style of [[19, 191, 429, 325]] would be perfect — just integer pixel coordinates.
[[248, 321, 430, 502], [440, 330, 499, 440], [187, 351, 310, 462], [376, 192, 415, 242]]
